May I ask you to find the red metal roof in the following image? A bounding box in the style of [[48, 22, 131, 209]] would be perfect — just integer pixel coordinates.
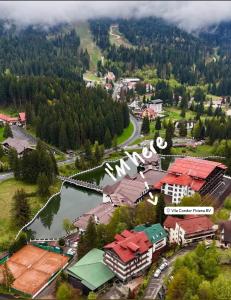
[[154, 173, 205, 191], [19, 112, 26, 122], [164, 216, 182, 229], [164, 216, 214, 235], [154, 158, 226, 191], [104, 230, 152, 263], [0, 114, 18, 122], [168, 158, 226, 179]]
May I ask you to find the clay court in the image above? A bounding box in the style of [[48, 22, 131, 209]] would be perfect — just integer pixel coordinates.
[[0, 244, 69, 296]]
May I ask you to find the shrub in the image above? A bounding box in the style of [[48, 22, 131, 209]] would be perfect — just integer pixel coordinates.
[[224, 197, 231, 210]]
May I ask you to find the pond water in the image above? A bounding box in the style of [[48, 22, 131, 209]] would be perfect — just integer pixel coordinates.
[[26, 156, 173, 239], [26, 159, 138, 239]]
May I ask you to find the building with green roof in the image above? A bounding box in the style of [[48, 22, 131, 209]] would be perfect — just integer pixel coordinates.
[[133, 223, 167, 254], [66, 248, 115, 294]]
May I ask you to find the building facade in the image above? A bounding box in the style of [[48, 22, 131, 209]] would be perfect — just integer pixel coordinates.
[[104, 230, 152, 282], [164, 215, 216, 245], [154, 158, 227, 204]]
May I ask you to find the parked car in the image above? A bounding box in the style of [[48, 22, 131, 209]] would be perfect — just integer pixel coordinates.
[[154, 268, 161, 278], [67, 248, 76, 256], [159, 259, 169, 271]]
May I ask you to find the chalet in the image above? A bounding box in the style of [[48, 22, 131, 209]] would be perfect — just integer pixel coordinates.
[[105, 72, 115, 82], [0, 112, 26, 126], [73, 203, 116, 233], [138, 153, 161, 170], [133, 223, 167, 257], [220, 220, 231, 248], [164, 215, 216, 245], [154, 158, 227, 204], [148, 99, 163, 113], [142, 107, 157, 120], [104, 230, 152, 281], [67, 248, 115, 294], [103, 175, 148, 206], [2, 137, 35, 157]]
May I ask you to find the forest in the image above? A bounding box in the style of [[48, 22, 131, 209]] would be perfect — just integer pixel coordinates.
[[90, 17, 231, 95], [0, 73, 129, 150], [0, 22, 89, 79]]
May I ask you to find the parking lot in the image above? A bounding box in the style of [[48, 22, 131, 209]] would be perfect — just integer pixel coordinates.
[[144, 277, 162, 299]]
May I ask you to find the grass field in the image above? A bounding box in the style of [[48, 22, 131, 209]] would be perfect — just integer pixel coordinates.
[[109, 24, 133, 49], [76, 22, 102, 72], [0, 179, 61, 250], [117, 121, 134, 145], [164, 107, 196, 121], [171, 144, 214, 156]]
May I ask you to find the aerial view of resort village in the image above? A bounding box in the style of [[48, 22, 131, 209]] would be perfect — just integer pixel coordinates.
[[0, 1, 231, 300]]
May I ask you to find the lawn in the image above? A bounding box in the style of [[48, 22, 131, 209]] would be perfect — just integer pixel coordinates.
[[76, 22, 102, 72], [171, 144, 214, 156], [117, 121, 134, 145], [0, 126, 5, 142], [0, 178, 61, 250], [164, 107, 196, 121]]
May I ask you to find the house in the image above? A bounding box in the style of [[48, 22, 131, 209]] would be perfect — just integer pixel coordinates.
[[2, 137, 35, 157], [154, 158, 227, 204], [104, 230, 152, 281], [73, 203, 116, 232], [104, 83, 113, 92], [220, 220, 231, 247], [142, 107, 157, 120], [103, 175, 148, 206], [133, 223, 167, 257], [105, 72, 115, 82], [164, 215, 216, 245], [18, 112, 26, 126], [67, 248, 115, 294], [148, 99, 163, 113], [132, 168, 166, 188], [137, 153, 161, 170], [0, 114, 18, 125], [128, 100, 142, 111], [0, 112, 26, 126]]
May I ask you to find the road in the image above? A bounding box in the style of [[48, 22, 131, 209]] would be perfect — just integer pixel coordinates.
[[119, 114, 141, 148], [144, 248, 193, 300]]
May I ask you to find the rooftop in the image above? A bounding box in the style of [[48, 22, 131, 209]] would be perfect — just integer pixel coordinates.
[[168, 158, 226, 179], [103, 176, 146, 206], [67, 248, 115, 291], [73, 203, 116, 230], [220, 220, 231, 243], [133, 223, 167, 244], [2, 137, 34, 154], [164, 215, 214, 235], [104, 230, 152, 263]]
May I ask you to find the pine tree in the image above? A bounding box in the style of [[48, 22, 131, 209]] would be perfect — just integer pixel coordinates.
[[59, 123, 68, 152], [3, 123, 13, 138], [2, 262, 14, 291], [156, 194, 166, 225], [104, 128, 112, 149], [37, 172, 50, 196], [11, 189, 30, 228], [141, 116, 150, 134], [155, 117, 162, 130], [179, 122, 187, 137]]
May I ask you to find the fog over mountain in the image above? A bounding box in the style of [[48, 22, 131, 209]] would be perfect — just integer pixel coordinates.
[[0, 1, 231, 32]]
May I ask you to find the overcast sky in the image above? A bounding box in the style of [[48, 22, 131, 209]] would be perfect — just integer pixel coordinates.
[[1, 1, 231, 31]]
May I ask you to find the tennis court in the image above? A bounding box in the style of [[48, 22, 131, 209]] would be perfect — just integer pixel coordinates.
[[0, 244, 69, 296]]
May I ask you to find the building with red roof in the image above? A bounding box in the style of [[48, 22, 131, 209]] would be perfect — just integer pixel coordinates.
[[154, 157, 227, 204], [104, 230, 152, 281], [0, 112, 26, 126], [142, 107, 157, 120], [163, 215, 216, 245]]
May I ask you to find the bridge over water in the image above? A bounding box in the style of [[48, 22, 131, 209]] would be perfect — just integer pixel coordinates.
[[57, 176, 103, 193]]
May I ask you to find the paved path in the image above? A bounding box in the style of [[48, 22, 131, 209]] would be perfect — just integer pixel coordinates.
[[144, 248, 193, 300]]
